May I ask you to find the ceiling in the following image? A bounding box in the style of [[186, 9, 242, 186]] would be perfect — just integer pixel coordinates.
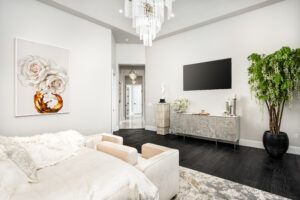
[[38, 0, 283, 44]]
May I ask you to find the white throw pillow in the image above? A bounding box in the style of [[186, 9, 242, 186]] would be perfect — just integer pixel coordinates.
[[14, 130, 85, 169], [0, 137, 39, 183]]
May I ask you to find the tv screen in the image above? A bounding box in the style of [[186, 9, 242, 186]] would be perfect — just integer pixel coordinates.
[[183, 58, 232, 91]]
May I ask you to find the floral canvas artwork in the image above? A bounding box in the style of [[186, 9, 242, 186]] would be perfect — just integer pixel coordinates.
[[15, 38, 70, 116]]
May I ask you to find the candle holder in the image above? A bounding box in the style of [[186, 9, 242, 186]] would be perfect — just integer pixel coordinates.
[[225, 95, 237, 116]]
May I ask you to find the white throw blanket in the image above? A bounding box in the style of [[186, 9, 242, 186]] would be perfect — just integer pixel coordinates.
[[9, 148, 159, 200], [13, 130, 85, 169]]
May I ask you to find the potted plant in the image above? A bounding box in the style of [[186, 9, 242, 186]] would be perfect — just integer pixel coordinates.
[[248, 47, 300, 158]]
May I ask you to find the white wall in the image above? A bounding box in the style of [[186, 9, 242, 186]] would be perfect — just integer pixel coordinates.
[[145, 0, 300, 151], [114, 44, 146, 129], [111, 35, 118, 131], [116, 44, 146, 65], [0, 0, 112, 136]]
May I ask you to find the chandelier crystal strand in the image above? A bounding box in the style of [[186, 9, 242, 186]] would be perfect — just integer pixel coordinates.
[[125, 0, 175, 46]]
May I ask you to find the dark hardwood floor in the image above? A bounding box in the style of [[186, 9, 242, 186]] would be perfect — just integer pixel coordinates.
[[114, 129, 300, 200]]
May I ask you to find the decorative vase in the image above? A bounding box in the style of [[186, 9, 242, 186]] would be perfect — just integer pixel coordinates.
[[263, 131, 289, 158], [34, 91, 63, 113]]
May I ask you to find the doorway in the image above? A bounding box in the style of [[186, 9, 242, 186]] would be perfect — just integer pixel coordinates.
[[119, 65, 145, 129], [126, 84, 143, 118]]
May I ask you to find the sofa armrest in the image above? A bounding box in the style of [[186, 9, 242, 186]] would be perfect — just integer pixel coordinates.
[[137, 144, 179, 200], [85, 133, 123, 149], [101, 133, 123, 145], [141, 143, 171, 159], [97, 141, 138, 165]]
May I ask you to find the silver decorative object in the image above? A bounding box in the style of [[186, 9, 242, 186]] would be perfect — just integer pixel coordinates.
[[230, 105, 233, 116], [225, 100, 230, 115], [232, 95, 237, 116], [225, 95, 237, 116]]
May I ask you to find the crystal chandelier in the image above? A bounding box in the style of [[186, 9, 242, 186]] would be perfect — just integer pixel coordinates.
[[124, 0, 175, 46]]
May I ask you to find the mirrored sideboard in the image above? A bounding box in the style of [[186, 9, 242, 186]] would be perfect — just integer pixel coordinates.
[[170, 112, 240, 147]]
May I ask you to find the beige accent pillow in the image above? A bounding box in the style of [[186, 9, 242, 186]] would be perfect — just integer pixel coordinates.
[[0, 136, 39, 183]]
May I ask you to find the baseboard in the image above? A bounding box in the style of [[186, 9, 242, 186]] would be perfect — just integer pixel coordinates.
[[239, 139, 264, 149], [144, 126, 300, 155], [112, 126, 119, 132], [240, 139, 300, 155], [145, 125, 156, 131]]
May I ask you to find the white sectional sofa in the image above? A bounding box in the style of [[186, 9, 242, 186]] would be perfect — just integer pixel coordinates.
[[0, 131, 179, 200], [0, 131, 159, 200]]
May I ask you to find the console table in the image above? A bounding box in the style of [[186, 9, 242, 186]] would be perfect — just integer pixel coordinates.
[[169, 112, 240, 147]]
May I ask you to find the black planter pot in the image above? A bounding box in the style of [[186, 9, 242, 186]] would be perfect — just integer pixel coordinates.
[[263, 131, 289, 158]]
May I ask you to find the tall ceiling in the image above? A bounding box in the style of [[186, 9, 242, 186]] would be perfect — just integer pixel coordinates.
[[39, 0, 283, 44]]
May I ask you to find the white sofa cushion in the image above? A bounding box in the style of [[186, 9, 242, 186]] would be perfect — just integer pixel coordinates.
[[0, 159, 30, 200], [9, 148, 158, 200]]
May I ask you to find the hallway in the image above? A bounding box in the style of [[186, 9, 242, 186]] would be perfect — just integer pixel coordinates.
[[118, 65, 145, 130], [119, 114, 144, 129]]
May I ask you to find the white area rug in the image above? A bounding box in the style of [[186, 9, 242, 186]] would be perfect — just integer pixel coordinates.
[[176, 167, 288, 200]]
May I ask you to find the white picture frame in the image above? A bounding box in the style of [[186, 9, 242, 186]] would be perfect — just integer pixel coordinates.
[[15, 38, 70, 117]]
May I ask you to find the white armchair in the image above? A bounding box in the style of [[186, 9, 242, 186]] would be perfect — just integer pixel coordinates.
[[136, 143, 179, 200], [93, 138, 179, 200]]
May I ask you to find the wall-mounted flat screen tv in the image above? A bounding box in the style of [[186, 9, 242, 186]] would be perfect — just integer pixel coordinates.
[[183, 58, 232, 91]]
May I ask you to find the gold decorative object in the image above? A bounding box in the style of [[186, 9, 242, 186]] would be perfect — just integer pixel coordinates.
[[34, 91, 63, 113], [192, 110, 210, 116]]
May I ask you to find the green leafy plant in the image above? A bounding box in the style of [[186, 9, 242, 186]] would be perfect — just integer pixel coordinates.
[[248, 47, 300, 134]]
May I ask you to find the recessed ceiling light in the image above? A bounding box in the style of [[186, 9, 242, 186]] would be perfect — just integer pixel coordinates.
[[170, 13, 175, 18], [125, 38, 129, 42], [118, 9, 123, 14]]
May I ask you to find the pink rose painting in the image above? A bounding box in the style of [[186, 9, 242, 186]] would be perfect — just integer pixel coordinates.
[[15, 38, 70, 116]]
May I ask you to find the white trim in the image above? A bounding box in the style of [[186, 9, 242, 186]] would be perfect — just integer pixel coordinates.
[[145, 125, 156, 131], [143, 127, 300, 155], [143, 128, 300, 155], [288, 146, 300, 155], [240, 139, 300, 155], [239, 139, 264, 149], [112, 126, 119, 132]]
